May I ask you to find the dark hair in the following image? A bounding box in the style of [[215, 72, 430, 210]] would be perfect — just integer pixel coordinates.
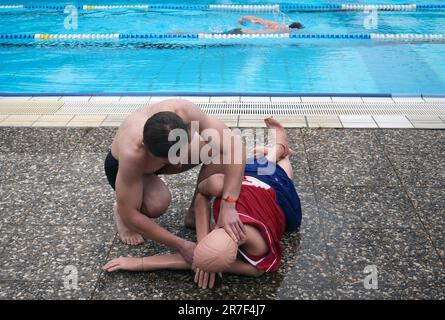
[[143, 111, 189, 158], [289, 22, 304, 29]]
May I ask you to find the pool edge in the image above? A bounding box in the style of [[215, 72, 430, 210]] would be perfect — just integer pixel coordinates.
[[1, 95, 445, 129]]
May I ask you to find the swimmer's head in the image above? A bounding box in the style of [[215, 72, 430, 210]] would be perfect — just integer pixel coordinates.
[[143, 111, 190, 159], [289, 22, 304, 29]]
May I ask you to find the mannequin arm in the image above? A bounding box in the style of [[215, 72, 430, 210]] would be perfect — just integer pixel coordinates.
[[194, 192, 211, 242], [195, 173, 225, 241], [103, 254, 191, 272], [103, 255, 264, 277]]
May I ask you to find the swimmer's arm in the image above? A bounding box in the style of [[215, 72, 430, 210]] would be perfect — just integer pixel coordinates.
[[239, 15, 276, 28], [239, 16, 266, 26], [238, 15, 252, 25]]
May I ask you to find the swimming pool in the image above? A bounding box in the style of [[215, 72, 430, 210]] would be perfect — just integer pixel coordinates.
[[1, 0, 445, 95]]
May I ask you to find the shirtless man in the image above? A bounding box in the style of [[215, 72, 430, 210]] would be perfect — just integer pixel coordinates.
[[103, 118, 302, 289], [104, 99, 246, 264], [225, 15, 304, 34]]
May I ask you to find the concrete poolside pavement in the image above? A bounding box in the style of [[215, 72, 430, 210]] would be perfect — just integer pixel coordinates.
[[0, 126, 444, 299]]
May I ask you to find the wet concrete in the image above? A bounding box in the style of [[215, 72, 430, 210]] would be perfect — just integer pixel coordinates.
[[0, 127, 444, 299]]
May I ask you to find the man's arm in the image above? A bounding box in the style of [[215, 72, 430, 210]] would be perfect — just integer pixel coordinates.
[[115, 156, 195, 264], [187, 105, 247, 243], [194, 193, 211, 242]]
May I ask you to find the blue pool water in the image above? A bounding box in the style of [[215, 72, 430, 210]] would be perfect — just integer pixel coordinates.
[[0, 0, 445, 94]]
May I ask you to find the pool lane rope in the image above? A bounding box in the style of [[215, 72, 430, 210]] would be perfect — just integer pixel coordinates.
[[1, 33, 445, 41], [1, 3, 445, 12]]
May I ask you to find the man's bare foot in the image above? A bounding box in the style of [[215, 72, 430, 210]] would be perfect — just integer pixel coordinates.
[[264, 117, 293, 159], [183, 208, 196, 229], [113, 205, 144, 245]]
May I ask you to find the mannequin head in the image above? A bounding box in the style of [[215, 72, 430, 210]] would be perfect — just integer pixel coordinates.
[[193, 229, 238, 273]]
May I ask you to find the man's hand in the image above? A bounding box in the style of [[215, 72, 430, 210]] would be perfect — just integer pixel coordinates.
[[194, 268, 222, 289], [217, 203, 246, 243], [177, 240, 196, 265]]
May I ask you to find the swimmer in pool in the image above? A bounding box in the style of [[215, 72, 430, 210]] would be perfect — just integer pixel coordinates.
[[225, 15, 304, 34]]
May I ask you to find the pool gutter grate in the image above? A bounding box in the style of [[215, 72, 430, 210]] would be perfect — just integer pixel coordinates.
[[197, 102, 445, 117], [1, 99, 444, 128], [56, 102, 142, 115], [47, 101, 445, 117]]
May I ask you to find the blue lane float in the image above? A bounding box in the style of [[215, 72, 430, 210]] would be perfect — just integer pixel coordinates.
[[1, 3, 445, 12], [0, 33, 444, 42]]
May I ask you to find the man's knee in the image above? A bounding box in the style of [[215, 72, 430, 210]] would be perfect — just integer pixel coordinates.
[[142, 190, 171, 218]]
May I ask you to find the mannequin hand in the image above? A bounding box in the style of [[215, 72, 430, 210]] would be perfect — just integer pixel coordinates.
[[103, 257, 143, 272], [194, 268, 222, 289]]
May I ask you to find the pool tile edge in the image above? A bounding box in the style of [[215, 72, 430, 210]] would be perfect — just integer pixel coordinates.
[[0, 96, 444, 129]]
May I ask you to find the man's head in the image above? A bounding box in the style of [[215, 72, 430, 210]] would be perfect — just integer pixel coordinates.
[[193, 229, 238, 273], [143, 111, 189, 159], [289, 22, 304, 29]]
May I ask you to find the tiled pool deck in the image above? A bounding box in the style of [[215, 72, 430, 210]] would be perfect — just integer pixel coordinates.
[[0, 97, 444, 299], [0, 95, 445, 129]]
